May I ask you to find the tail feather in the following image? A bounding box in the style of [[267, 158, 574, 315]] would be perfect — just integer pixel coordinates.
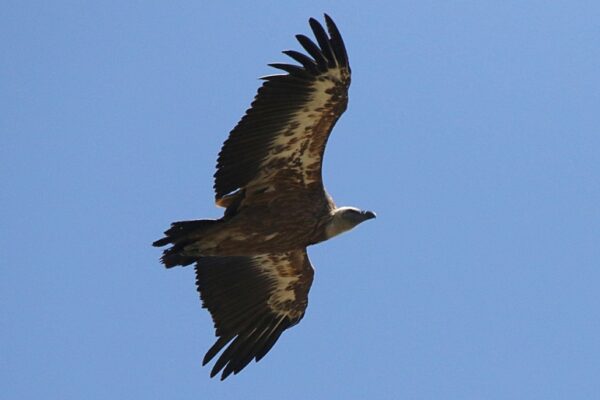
[[153, 219, 217, 268]]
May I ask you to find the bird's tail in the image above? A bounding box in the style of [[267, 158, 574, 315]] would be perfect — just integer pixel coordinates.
[[153, 220, 218, 268]]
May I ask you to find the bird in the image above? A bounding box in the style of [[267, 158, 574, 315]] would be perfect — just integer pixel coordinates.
[[153, 14, 375, 380]]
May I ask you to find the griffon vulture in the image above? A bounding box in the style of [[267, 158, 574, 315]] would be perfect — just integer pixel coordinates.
[[154, 14, 375, 380]]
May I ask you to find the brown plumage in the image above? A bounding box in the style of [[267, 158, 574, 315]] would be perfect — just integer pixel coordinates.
[[153, 14, 375, 380]]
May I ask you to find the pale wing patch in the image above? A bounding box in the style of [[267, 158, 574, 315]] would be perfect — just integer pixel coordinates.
[[253, 251, 313, 320], [253, 75, 346, 188], [264, 232, 279, 241]]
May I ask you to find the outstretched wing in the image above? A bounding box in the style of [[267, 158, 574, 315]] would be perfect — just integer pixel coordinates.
[[214, 14, 351, 202], [195, 250, 315, 380]]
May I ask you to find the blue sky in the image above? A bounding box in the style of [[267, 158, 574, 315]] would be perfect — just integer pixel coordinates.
[[2, 1, 599, 399]]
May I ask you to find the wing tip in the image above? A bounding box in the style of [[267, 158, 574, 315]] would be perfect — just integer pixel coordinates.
[[323, 13, 334, 25], [321, 14, 349, 70]]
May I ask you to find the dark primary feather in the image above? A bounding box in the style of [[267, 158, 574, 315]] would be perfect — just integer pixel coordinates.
[[295, 35, 328, 71], [281, 50, 320, 73], [266, 63, 311, 78], [324, 14, 350, 69], [308, 18, 336, 68], [196, 251, 314, 380], [213, 14, 351, 201]]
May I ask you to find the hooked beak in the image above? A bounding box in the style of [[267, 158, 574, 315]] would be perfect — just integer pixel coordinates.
[[361, 210, 377, 220]]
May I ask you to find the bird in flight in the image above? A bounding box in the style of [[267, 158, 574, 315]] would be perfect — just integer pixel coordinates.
[[153, 14, 375, 380]]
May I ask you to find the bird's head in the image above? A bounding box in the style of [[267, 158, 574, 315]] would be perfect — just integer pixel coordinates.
[[325, 207, 376, 239]]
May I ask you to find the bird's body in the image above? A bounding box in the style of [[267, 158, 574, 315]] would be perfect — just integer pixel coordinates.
[[154, 15, 375, 380], [183, 184, 335, 257]]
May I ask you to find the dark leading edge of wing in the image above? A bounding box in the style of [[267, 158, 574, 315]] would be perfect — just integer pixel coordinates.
[[196, 252, 314, 380], [213, 14, 351, 200]]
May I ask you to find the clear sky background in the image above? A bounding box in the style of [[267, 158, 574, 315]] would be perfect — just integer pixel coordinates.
[[2, 1, 599, 399]]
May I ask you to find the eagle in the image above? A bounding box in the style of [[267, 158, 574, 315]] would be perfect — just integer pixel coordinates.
[[153, 14, 375, 380]]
